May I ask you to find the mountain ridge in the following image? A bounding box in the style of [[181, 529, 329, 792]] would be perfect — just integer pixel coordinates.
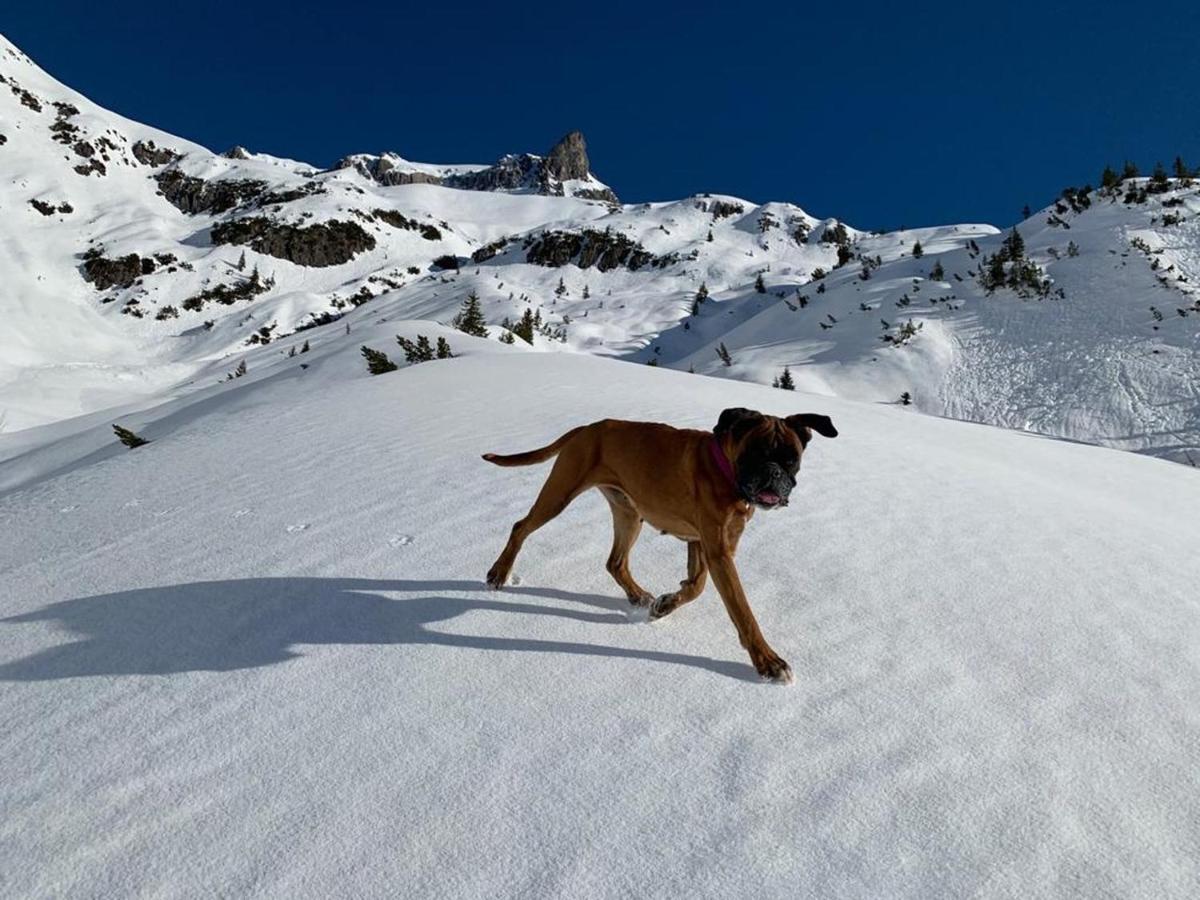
[[0, 32, 1197, 466]]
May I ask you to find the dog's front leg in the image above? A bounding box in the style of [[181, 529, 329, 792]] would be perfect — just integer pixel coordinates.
[[702, 534, 793, 684]]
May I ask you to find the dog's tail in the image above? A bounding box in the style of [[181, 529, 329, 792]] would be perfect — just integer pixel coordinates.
[[482, 426, 584, 467]]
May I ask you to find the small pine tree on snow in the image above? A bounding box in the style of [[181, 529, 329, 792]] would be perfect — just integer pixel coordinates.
[[511, 308, 536, 344], [777, 367, 795, 390], [234, 359, 247, 378], [912, 240, 923, 258], [754, 273, 766, 293], [696, 282, 709, 306], [236, 250, 246, 271], [555, 277, 567, 299], [1100, 164, 1120, 190], [900, 391, 912, 406], [1067, 241, 1080, 258], [361, 345, 398, 375], [715, 342, 733, 366], [300, 340, 310, 353], [1150, 161, 1170, 192], [706, 229, 714, 242], [113, 424, 150, 448], [452, 291, 488, 337], [582, 284, 590, 299], [499, 329, 516, 344], [646, 358, 658, 366], [1122, 160, 1140, 180], [930, 260, 945, 281], [836, 245, 853, 267], [690, 297, 700, 316], [1022, 204, 1032, 219], [436, 337, 454, 359], [1003, 226, 1025, 260]]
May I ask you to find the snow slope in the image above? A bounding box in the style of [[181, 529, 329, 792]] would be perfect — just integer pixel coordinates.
[[2, 323, 1199, 897], [3, 31, 1198, 464]]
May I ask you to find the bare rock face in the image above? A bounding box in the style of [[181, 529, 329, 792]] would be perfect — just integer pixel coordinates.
[[81, 253, 144, 290], [543, 131, 590, 182], [211, 217, 376, 267], [334, 154, 443, 186], [132, 140, 181, 167], [222, 145, 252, 160], [337, 132, 616, 201]]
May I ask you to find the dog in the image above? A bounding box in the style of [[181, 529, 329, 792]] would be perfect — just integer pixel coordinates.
[[482, 407, 838, 683]]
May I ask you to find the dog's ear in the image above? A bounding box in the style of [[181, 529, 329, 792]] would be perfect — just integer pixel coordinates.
[[714, 407, 765, 440], [785, 413, 838, 445]]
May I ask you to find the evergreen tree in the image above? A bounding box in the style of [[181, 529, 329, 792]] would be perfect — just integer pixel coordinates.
[[361, 345, 398, 374], [1150, 161, 1170, 191], [499, 329, 516, 344], [1100, 164, 1120, 189], [930, 260, 945, 281], [436, 337, 454, 359], [555, 277, 567, 298], [900, 391, 912, 406], [1022, 204, 1032, 219], [912, 241, 923, 258], [1174, 155, 1191, 181], [234, 359, 247, 378], [1003, 226, 1025, 260], [1067, 241, 1080, 258], [511, 308, 536, 344], [396, 335, 435, 363], [754, 273, 766, 293], [300, 340, 310, 353], [777, 367, 795, 390], [452, 291, 488, 337], [582, 284, 590, 299], [113, 424, 150, 448], [707, 229, 714, 242], [1122, 160, 1140, 180], [236, 250, 246, 271]]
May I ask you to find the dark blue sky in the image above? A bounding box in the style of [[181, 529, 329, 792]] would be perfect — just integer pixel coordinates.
[[7, 1, 1199, 230]]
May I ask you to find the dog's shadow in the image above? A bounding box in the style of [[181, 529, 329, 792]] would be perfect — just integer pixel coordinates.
[[0, 578, 755, 682]]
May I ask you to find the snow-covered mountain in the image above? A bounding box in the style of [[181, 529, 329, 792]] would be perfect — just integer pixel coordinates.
[[1, 32, 1198, 466], [4, 31, 1200, 897], [3, 317, 1199, 897]]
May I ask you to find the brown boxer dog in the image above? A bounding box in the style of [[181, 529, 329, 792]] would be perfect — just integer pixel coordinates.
[[483, 407, 837, 683]]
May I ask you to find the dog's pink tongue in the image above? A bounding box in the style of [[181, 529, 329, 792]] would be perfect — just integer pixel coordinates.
[[757, 491, 780, 505]]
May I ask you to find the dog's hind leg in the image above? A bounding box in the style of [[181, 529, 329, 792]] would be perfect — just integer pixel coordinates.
[[600, 487, 653, 606], [649, 541, 708, 620], [486, 452, 593, 589]]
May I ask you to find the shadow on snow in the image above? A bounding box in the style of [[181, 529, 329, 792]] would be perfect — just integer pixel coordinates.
[[0, 577, 755, 682]]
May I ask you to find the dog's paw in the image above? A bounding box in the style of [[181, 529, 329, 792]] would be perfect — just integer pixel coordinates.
[[485, 566, 506, 591], [755, 656, 794, 685], [648, 593, 678, 621]]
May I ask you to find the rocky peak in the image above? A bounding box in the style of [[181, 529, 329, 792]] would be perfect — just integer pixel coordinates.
[[544, 130, 590, 182]]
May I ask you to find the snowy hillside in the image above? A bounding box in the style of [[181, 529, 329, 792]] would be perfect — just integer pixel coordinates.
[[2, 324, 1199, 897], [2, 31, 1198, 463]]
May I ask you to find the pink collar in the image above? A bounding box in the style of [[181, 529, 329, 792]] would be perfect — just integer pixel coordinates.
[[708, 436, 738, 490]]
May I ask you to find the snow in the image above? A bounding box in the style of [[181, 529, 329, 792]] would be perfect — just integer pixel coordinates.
[[3, 31, 1198, 463], [3, 31, 1200, 892], [2, 330, 1199, 897]]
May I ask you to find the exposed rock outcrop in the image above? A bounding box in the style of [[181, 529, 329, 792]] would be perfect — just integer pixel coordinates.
[[371, 209, 442, 240], [544, 130, 590, 182], [81, 253, 144, 290], [524, 229, 675, 272], [339, 131, 617, 202], [132, 140, 181, 166], [211, 217, 376, 267]]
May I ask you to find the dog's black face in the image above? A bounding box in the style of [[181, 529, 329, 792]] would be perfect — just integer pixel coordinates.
[[714, 407, 838, 509]]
